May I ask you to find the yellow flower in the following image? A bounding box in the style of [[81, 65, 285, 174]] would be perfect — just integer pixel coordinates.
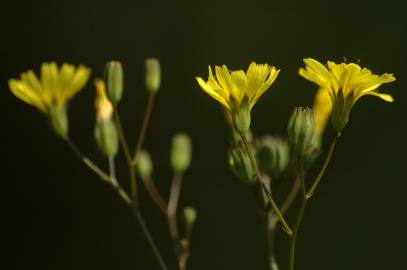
[[196, 62, 280, 133], [94, 79, 113, 122], [8, 62, 90, 113], [299, 58, 395, 131]]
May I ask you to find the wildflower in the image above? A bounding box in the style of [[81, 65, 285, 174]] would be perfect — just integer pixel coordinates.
[[8, 62, 90, 113], [196, 62, 280, 134], [299, 58, 395, 132], [8, 62, 90, 137], [145, 58, 161, 94]]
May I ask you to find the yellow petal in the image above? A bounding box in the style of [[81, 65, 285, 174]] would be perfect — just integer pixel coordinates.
[[365, 91, 394, 102], [313, 88, 332, 136], [251, 67, 280, 104], [196, 77, 230, 110], [299, 58, 332, 87], [8, 79, 47, 112]]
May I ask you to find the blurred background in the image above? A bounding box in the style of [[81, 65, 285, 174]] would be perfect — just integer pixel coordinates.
[[1, 0, 406, 269]]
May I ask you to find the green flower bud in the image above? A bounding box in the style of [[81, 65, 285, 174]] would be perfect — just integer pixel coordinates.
[[94, 119, 119, 158], [183, 207, 197, 226], [49, 104, 68, 139], [104, 61, 123, 104], [145, 58, 161, 94], [287, 107, 317, 157], [170, 133, 192, 173], [228, 145, 256, 185], [137, 150, 153, 179], [232, 96, 251, 135], [256, 136, 290, 179]]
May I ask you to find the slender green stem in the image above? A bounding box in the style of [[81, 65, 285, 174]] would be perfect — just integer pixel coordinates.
[[288, 157, 307, 270], [307, 133, 340, 199], [114, 107, 138, 203], [131, 207, 169, 270], [65, 138, 110, 182], [65, 137, 167, 270], [168, 172, 183, 254], [269, 175, 301, 231], [132, 93, 155, 164], [288, 198, 308, 270], [240, 134, 292, 235]]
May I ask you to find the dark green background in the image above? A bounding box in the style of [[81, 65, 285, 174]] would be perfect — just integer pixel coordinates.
[[1, 0, 406, 269]]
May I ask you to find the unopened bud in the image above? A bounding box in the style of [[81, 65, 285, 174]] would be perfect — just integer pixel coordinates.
[[94, 119, 119, 158], [287, 107, 317, 157], [49, 104, 68, 139], [257, 136, 290, 179], [94, 79, 113, 122], [228, 145, 256, 185], [170, 133, 192, 173], [183, 207, 197, 226], [137, 150, 153, 179], [105, 61, 123, 104], [145, 58, 161, 94]]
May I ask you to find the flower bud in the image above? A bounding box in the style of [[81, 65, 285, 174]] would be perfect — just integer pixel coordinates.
[[104, 61, 123, 104], [228, 145, 256, 185], [94, 80, 118, 158], [183, 207, 197, 226], [137, 150, 153, 179], [94, 79, 113, 122], [256, 136, 290, 179], [145, 58, 161, 94], [170, 133, 192, 173], [49, 104, 68, 139], [287, 107, 317, 157]]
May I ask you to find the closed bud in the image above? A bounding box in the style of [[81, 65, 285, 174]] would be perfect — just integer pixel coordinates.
[[104, 61, 123, 104], [94, 119, 119, 158], [94, 80, 118, 158], [145, 58, 161, 94], [137, 150, 153, 179], [170, 133, 192, 173], [232, 96, 251, 135], [287, 107, 317, 157], [49, 104, 68, 139], [183, 207, 197, 226], [228, 145, 256, 185], [256, 136, 290, 179]]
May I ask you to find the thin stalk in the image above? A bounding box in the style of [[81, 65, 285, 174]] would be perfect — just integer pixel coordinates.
[[65, 137, 167, 270], [132, 93, 155, 164], [114, 107, 138, 202], [131, 207, 169, 270], [240, 134, 292, 235], [65, 138, 110, 182], [269, 175, 301, 231], [143, 176, 168, 216], [167, 172, 183, 254], [307, 133, 340, 199], [288, 158, 307, 270]]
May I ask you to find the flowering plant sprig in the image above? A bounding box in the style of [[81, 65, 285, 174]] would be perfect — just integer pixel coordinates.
[[8, 59, 195, 270], [196, 59, 395, 270]]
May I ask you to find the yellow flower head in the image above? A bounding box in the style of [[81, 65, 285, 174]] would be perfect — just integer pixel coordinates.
[[196, 62, 280, 112], [8, 62, 90, 113], [299, 58, 395, 132], [94, 79, 113, 122], [196, 62, 280, 133]]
